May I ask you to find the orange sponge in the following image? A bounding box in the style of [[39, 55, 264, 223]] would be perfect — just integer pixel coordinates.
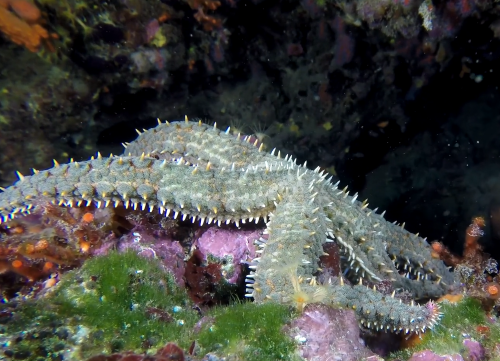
[[0, 0, 48, 52]]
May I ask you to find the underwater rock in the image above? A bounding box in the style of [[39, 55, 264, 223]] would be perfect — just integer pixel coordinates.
[[193, 227, 260, 284], [463, 339, 486, 361], [407, 350, 464, 361], [91, 213, 187, 286], [86, 342, 185, 361], [285, 303, 376, 361], [116, 234, 186, 287]]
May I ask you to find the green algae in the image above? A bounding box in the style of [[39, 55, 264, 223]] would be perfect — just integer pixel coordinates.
[[14, 251, 500, 361], [53, 251, 199, 355], [197, 301, 299, 361], [1, 251, 300, 360], [2, 251, 198, 359], [389, 297, 500, 360]]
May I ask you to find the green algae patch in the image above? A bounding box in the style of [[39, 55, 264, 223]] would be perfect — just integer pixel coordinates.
[[197, 301, 299, 361], [389, 297, 500, 360], [2, 252, 300, 360], [1, 251, 199, 360], [54, 251, 198, 356]]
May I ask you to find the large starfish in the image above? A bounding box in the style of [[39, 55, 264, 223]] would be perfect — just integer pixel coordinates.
[[0, 118, 456, 334]]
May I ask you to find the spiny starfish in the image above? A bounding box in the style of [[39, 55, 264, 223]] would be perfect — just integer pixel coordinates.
[[0, 118, 456, 334]]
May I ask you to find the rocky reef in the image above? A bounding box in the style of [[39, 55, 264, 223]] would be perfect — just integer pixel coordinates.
[[0, 120, 498, 360], [1, 0, 500, 360]]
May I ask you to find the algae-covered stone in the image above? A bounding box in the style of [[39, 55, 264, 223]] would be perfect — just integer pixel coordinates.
[[1, 251, 302, 361], [1, 251, 198, 360], [54, 251, 198, 357], [197, 301, 300, 361]]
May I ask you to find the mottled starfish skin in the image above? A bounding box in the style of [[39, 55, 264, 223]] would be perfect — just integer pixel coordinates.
[[0, 120, 456, 334]]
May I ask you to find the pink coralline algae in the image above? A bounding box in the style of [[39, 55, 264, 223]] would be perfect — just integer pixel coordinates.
[[119, 235, 185, 286], [193, 227, 260, 284], [285, 303, 376, 361], [330, 16, 355, 68], [408, 350, 465, 361], [92, 216, 186, 287], [463, 339, 486, 361], [145, 19, 160, 43]]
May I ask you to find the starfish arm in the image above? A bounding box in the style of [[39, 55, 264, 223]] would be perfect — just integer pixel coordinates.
[[308, 282, 441, 334], [0, 156, 166, 222], [0, 154, 288, 225], [330, 283, 442, 334], [127, 120, 286, 169], [320, 182, 456, 299], [247, 183, 442, 334], [248, 178, 330, 303]]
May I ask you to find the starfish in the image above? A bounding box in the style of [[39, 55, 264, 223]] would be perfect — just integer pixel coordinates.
[[0, 118, 456, 334]]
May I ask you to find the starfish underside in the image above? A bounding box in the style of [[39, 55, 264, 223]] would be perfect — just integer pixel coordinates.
[[0, 119, 456, 334]]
